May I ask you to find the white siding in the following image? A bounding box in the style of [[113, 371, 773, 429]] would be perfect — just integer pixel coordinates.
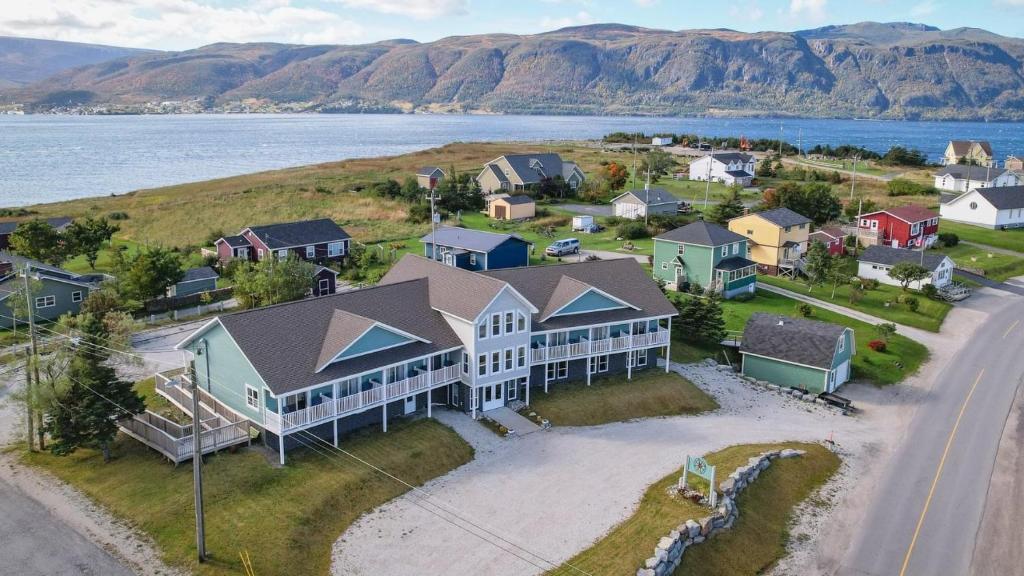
[[941, 190, 1024, 229], [857, 258, 953, 289]]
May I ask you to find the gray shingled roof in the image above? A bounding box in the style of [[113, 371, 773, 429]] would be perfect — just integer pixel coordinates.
[[245, 218, 350, 249], [752, 207, 812, 227], [949, 140, 992, 156], [612, 187, 678, 206], [220, 235, 250, 248], [419, 226, 528, 253], [501, 153, 564, 184], [725, 170, 751, 177], [315, 309, 378, 371], [381, 254, 510, 321], [215, 278, 463, 395], [740, 313, 847, 370], [655, 220, 746, 246], [714, 256, 757, 271], [936, 164, 1006, 181], [180, 266, 219, 283], [417, 166, 443, 176], [858, 245, 950, 272], [486, 163, 509, 184], [502, 195, 535, 206], [972, 185, 1024, 210], [709, 152, 753, 164], [0, 217, 72, 235]]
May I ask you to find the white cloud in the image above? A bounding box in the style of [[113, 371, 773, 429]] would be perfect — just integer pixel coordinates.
[[789, 0, 828, 22], [729, 3, 765, 22], [331, 0, 469, 19], [0, 0, 367, 50], [539, 10, 595, 30], [910, 1, 937, 17]]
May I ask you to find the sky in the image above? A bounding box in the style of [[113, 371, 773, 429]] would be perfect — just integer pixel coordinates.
[[0, 0, 1022, 51]]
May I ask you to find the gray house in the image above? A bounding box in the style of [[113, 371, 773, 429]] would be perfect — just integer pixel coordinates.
[[611, 187, 679, 220], [476, 153, 585, 195], [168, 266, 219, 297], [0, 253, 102, 329]]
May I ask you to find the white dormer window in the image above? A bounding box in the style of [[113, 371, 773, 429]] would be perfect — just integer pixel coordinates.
[[721, 245, 728, 257], [306, 245, 315, 259], [732, 243, 739, 255], [517, 311, 527, 332], [491, 313, 501, 336], [838, 335, 845, 353], [478, 320, 487, 339]]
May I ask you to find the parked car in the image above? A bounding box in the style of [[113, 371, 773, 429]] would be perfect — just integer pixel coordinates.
[[545, 238, 580, 256]]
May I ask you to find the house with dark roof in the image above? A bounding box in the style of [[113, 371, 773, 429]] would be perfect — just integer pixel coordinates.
[[488, 194, 536, 221], [610, 187, 679, 219], [172, 254, 676, 464], [940, 185, 1024, 229], [0, 252, 102, 329], [415, 166, 446, 190], [420, 226, 531, 271], [740, 313, 854, 394], [168, 266, 219, 297], [942, 140, 993, 167], [688, 152, 756, 186], [475, 153, 585, 195], [809, 227, 847, 256], [727, 207, 812, 275], [857, 245, 954, 289], [933, 164, 1019, 193], [857, 206, 939, 249], [0, 217, 72, 250], [652, 220, 756, 298], [214, 218, 350, 265]]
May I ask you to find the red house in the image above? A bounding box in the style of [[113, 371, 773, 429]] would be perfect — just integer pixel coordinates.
[[857, 206, 939, 249], [809, 227, 847, 256]]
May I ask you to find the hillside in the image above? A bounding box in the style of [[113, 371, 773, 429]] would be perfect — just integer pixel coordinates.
[[0, 36, 155, 88], [6, 22, 1024, 119]]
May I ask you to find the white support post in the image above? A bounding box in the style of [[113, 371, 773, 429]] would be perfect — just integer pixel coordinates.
[[627, 352, 633, 381], [427, 361, 433, 418], [471, 387, 477, 420], [382, 403, 388, 433], [333, 419, 338, 448], [665, 317, 672, 373], [277, 400, 286, 466], [525, 377, 530, 406], [544, 363, 549, 394], [381, 369, 388, 432], [586, 358, 592, 386]]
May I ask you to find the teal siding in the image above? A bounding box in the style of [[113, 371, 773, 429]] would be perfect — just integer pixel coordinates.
[[742, 354, 829, 394], [556, 290, 624, 315], [831, 329, 854, 369], [0, 277, 92, 329], [725, 273, 756, 291], [339, 326, 412, 360], [186, 322, 269, 422]]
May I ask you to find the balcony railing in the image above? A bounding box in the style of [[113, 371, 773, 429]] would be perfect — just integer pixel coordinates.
[[530, 330, 669, 364], [264, 363, 462, 434]]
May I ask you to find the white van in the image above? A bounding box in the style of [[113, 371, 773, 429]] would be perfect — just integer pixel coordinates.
[[545, 238, 580, 256]]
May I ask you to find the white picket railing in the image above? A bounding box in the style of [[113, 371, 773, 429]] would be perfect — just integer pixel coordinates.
[[529, 330, 669, 364]]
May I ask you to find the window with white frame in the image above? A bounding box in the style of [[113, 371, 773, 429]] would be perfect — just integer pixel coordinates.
[[557, 360, 568, 379], [838, 334, 845, 353], [35, 295, 55, 308], [505, 312, 514, 334], [504, 348, 513, 371], [491, 351, 500, 373], [257, 248, 264, 258], [478, 354, 487, 376], [491, 313, 501, 336], [318, 278, 330, 294], [328, 242, 343, 257], [637, 348, 648, 367], [546, 363, 556, 380], [306, 245, 315, 258], [721, 245, 728, 256], [478, 319, 487, 339], [677, 244, 685, 256], [245, 385, 260, 409], [732, 243, 739, 255], [517, 311, 527, 332], [507, 380, 518, 400], [462, 352, 469, 374], [71, 291, 83, 303], [517, 346, 526, 368], [469, 253, 477, 266], [598, 355, 609, 372], [661, 262, 668, 270], [277, 249, 288, 261]]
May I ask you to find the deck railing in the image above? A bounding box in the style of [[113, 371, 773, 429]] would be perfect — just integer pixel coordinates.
[[264, 363, 462, 435], [118, 410, 249, 464], [530, 330, 669, 364]]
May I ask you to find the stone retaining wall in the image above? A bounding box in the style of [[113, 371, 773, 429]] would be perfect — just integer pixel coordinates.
[[637, 448, 805, 576]]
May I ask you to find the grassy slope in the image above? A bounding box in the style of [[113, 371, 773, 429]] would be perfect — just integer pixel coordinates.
[[940, 221, 1024, 253], [552, 443, 839, 576], [756, 257, 951, 332], [528, 370, 718, 427], [671, 290, 927, 385], [24, 417, 473, 576], [935, 243, 1024, 282]]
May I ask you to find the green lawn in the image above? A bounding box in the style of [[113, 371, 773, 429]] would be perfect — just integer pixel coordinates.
[[756, 258, 951, 332], [669, 339, 721, 365], [551, 442, 839, 576], [24, 417, 474, 576], [939, 221, 1024, 254], [936, 243, 1024, 282], [671, 290, 928, 386], [529, 370, 718, 427]]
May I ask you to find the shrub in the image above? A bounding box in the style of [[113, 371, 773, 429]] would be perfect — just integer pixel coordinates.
[[604, 215, 625, 227], [905, 296, 919, 312], [107, 211, 129, 221], [406, 203, 432, 223], [863, 278, 880, 290], [687, 281, 704, 296], [938, 232, 959, 247], [868, 340, 887, 352], [796, 303, 814, 317], [616, 221, 650, 240], [921, 283, 939, 299]]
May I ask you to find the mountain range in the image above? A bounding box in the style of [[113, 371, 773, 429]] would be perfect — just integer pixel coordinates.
[[4, 22, 1024, 120], [0, 36, 153, 90]]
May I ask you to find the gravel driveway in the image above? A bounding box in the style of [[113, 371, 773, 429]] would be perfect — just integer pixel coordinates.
[[332, 363, 888, 576]]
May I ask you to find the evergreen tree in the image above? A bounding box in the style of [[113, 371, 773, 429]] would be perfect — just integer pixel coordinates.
[[706, 187, 745, 224], [673, 296, 726, 346]]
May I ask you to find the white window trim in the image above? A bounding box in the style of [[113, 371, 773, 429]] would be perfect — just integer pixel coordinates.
[[732, 243, 739, 255], [35, 295, 55, 308], [469, 253, 477, 266], [277, 249, 288, 261], [838, 335, 845, 353], [504, 312, 514, 334], [504, 347, 513, 371], [491, 351, 500, 374], [306, 245, 316, 258], [245, 384, 260, 409], [71, 291, 83, 303], [257, 248, 265, 258], [318, 278, 330, 294], [328, 242, 343, 257], [517, 345, 527, 368], [491, 313, 501, 337], [478, 354, 487, 376], [599, 354, 609, 373], [517, 311, 527, 333], [507, 380, 518, 400], [462, 352, 469, 374], [478, 319, 488, 340], [721, 245, 728, 257]]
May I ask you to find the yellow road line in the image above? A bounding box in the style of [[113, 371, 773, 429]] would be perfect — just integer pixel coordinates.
[[899, 368, 986, 576], [1003, 320, 1020, 339]]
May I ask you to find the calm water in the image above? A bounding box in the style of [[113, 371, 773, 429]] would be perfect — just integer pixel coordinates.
[[1, 114, 1022, 207]]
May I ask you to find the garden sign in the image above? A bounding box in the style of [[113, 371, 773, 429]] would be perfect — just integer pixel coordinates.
[[680, 455, 717, 508]]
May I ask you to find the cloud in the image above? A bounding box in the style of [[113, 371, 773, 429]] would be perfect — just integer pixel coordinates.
[[331, 0, 469, 19], [729, 3, 765, 22], [0, 0, 367, 50], [910, 1, 937, 16], [539, 10, 595, 30], [789, 0, 828, 22]]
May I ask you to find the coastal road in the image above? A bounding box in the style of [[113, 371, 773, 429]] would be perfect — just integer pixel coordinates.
[[840, 293, 1024, 576]]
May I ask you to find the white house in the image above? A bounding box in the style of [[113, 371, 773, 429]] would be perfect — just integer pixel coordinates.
[[857, 245, 954, 289], [610, 187, 679, 219], [940, 185, 1024, 229], [651, 137, 673, 146], [689, 153, 756, 186], [934, 164, 1020, 193]]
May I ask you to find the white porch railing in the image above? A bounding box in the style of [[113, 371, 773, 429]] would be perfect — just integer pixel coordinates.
[[264, 363, 462, 435], [529, 330, 669, 364]]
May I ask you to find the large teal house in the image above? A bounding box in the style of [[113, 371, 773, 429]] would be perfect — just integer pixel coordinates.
[[652, 220, 757, 298], [739, 313, 855, 394]]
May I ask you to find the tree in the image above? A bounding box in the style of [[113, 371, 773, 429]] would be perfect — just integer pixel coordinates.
[[7, 275, 42, 337], [115, 246, 184, 302], [880, 146, 927, 167], [639, 149, 676, 182], [597, 162, 629, 192], [233, 256, 316, 309], [43, 313, 144, 462], [888, 261, 930, 291], [875, 322, 897, 343], [828, 267, 849, 299], [755, 157, 775, 177], [64, 217, 119, 270], [706, 187, 745, 224], [9, 219, 64, 265], [844, 198, 878, 220], [400, 176, 422, 203], [802, 241, 834, 291], [762, 182, 841, 225], [673, 296, 726, 346]]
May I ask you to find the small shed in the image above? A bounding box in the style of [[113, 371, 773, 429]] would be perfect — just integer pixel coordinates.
[[489, 194, 536, 220], [610, 187, 679, 220], [312, 266, 338, 297], [809, 227, 847, 256], [169, 266, 219, 297], [740, 313, 855, 394], [416, 166, 446, 190]]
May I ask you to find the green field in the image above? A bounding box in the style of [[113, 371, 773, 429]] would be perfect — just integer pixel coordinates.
[[671, 290, 928, 385], [551, 442, 839, 576], [939, 221, 1024, 254], [756, 258, 951, 332], [935, 243, 1024, 282], [528, 370, 718, 427]]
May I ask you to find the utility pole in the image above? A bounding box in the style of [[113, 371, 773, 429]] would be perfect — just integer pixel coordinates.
[[22, 266, 37, 452], [849, 154, 859, 201], [644, 167, 651, 228], [425, 187, 439, 261], [23, 347, 34, 452], [631, 134, 638, 191], [189, 348, 207, 563], [703, 146, 713, 210]]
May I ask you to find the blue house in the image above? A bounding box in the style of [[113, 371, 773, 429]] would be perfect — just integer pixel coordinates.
[[0, 253, 103, 329], [168, 266, 219, 297], [420, 227, 531, 271]]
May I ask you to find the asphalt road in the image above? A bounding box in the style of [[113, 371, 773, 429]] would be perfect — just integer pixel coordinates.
[[840, 294, 1024, 576]]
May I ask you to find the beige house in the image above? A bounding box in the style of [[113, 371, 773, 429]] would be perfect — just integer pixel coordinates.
[[489, 195, 536, 220], [416, 166, 445, 190], [728, 207, 812, 276], [476, 153, 585, 195], [943, 140, 993, 167], [1006, 155, 1023, 173]]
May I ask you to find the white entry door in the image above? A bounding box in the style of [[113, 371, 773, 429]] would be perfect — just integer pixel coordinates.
[[481, 383, 504, 411], [833, 361, 851, 391], [404, 395, 417, 415]]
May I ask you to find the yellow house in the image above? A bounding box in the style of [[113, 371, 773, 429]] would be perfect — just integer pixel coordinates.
[[489, 194, 536, 220], [727, 207, 812, 275]]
